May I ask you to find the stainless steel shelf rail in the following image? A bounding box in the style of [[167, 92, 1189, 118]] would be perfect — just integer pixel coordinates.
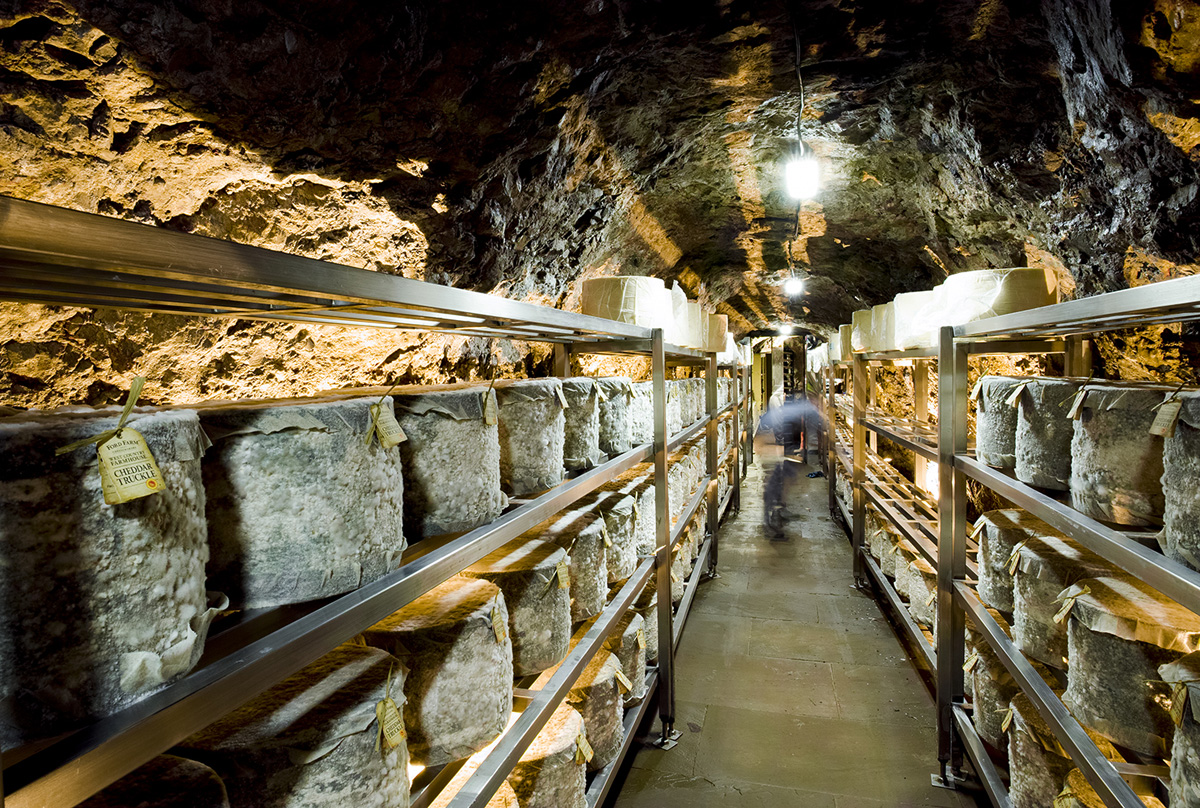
[[0, 197, 752, 808]]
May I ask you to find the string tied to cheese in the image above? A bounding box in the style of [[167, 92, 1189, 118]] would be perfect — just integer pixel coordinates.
[[57, 375, 146, 455], [57, 376, 168, 504], [1053, 583, 1091, 624], [375, 664, 406, 753], [364, 382, 407, 448]]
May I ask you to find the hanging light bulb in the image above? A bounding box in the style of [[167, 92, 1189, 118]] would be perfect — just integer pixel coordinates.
[[785, 142, 819, 200], [783, 276, 805, 296], [778, 323, 795, 335]]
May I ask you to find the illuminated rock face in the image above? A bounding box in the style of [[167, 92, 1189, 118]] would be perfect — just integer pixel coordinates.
[[3, 0, 1200, 409]]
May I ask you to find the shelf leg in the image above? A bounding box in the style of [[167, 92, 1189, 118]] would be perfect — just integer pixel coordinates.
[[935, 326, 968, 781], [914, 359, 930, 496], [651, 329, 676, 740], [1065, 336, 1092, 378], [552, 344, 570, 377], [851, 355, 867, 586], [706, 355, 719, 573]]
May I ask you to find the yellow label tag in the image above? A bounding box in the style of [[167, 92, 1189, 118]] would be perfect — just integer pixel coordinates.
[[1053, 597, 1077, 624], [1067, 389, 1088, 420], [614, 668, 633, 693], [482, 391, 498, 425], [925, 591, 936, 608], [98, 429, 166, 505], [1151, 399, 1183, 438], [969, 380, 983, 401], [555, 386, 569, 409], [1008, 541, 1027, 576], [970, 521, 985, 540], [1053, 792, 1076, 808], [376, 697, 406, 750], [1172, 682, 1189, 727], [636, 628, 646, 650], [368, 403, 407, 448], [491, 605, 507, 644], [963, 651, 980, 673], [1000, 707, 1013, 734], [575, 732, 594, 765], [556, 559, 571, 589]]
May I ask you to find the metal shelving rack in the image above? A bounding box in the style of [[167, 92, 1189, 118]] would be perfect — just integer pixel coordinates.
[[820, 275, 1200, 808], [0, 196, 749, 808]]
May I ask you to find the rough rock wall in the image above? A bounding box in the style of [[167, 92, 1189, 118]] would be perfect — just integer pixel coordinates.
[[2, 0, 1200, 407]]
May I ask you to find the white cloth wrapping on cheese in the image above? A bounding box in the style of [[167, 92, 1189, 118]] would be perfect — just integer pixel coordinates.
[[560, 378, 604, 472], [580, 276, 664, 330], [605, 611, 648, 705], [593, 376, 633, 455], [1015, 377, 1082, 491], [198, 396, 405, 609], [850, 309, 872, 352], [390, 384, 507, 539], [0, 406, 221, 746], [525, 508, 608, 623], [494, 379, 566, 496], [1063, 574, 1200, 757], [600, 464, 656, 557], [1162, 391, 1200, 571], [975, 509, 1057, 615], [1069, 383, 1170, 527], [462, 539, 572, 676], [628, 381, 654, 447], [574, 489, 638, 583], [360, 577, 513, 767], [893, 290, 938, 350], [507, 703, 587, 808], [940, 267, 1058, 325], [179, 643, 411, 808]]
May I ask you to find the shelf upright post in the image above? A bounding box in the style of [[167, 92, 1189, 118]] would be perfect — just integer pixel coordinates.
[[705, 353, 719, 572], [651, 329, 679, 748], [913, 359, 930, 495], [552, 344, 570, 377], [851, 354, 868, 586], [826, 366, 837, 518], [935, 325, 969, 784], [1065, 336, 1092, 378], [732, 367, 742, 513], [866, 364, 878, 453]]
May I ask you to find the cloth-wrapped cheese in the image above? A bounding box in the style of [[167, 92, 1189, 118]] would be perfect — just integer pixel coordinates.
[[1070, 383, 1170, 527], [894, 290, 938, 350], [574, 489, 638, 583], [560, 378, 603, 472], [1014, 377, 1082, 491], [666, 380, 683, 437], [634, 585, 660, 663], [976, 376, 1027, 469], [594, 377, 633, 455], [1055, 768, 1165, 808], [892, 540, 920, 600], [79, 755, 229, 808], [865, 509, 887, 561], [850, 309, 872, 352], [494, 380, 566, 496], [390, 384, 506, 539], [605, 611, 648, 705], [0, 406, 220, 746], [879, 526, 902, 579], [837, 324, 853, 359], [428, 756, 520, 808], [1158, 650, 1200, 807], [525, 509, 609, 623], [904, 555, 938, 632], [198, 396, 405, 609], [1007, 693, 1121, 808], [580, 276, 664, 329], [1062, 574, 1200, 756], [970, 611, 1056, 749], [942, 268, 1058, 325], [463, 539, 572, 676], [1161, 391, 1200, 570], [871, 303, 896, 352], [628, 382, 654, 447], [360, 577, 513, 767], [976, 509, 1058, 615], [600, 465, 656, 558], [180, 644, 410, 808], [567, 651, 624, 772], [507, 703, 587, 808], [1013, 535, 1115, 669]]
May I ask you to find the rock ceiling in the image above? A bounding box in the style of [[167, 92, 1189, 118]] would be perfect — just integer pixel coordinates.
[[2, 0, 1200, 403]]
